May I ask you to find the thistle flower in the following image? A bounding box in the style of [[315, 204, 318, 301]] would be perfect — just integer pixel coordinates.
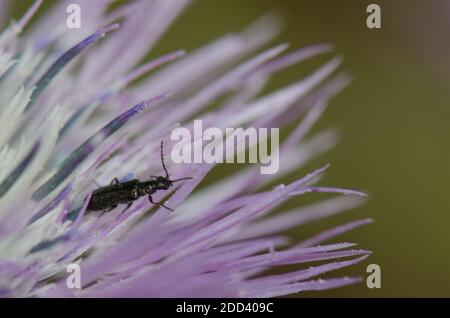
[[0, 1, 371, 298]]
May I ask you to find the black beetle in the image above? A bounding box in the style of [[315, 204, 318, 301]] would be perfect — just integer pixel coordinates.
[[87, 141, 192, 213]]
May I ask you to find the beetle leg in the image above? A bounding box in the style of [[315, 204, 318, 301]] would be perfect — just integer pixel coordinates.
[[105, 204, 117, 212], [110, 178, 119, 185], [148, 195, 174, 212], [98, 204, 117, 219], [121, 202, 133, 214]]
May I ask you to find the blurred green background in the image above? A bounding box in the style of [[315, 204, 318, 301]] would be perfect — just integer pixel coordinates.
[[8, 0, 450, 297]]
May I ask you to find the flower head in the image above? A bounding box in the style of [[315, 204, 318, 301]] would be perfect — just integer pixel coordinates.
[[0, 0, 371, 297]]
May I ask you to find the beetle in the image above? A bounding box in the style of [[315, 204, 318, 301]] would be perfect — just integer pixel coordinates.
[[87, 140, 192, 213]]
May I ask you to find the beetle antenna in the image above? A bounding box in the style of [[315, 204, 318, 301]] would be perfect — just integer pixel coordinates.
[[170, 177, 193, 183], [160, 140, 169, 178]]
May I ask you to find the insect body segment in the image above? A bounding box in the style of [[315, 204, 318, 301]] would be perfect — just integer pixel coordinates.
[[87, 141, 192, 213]]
